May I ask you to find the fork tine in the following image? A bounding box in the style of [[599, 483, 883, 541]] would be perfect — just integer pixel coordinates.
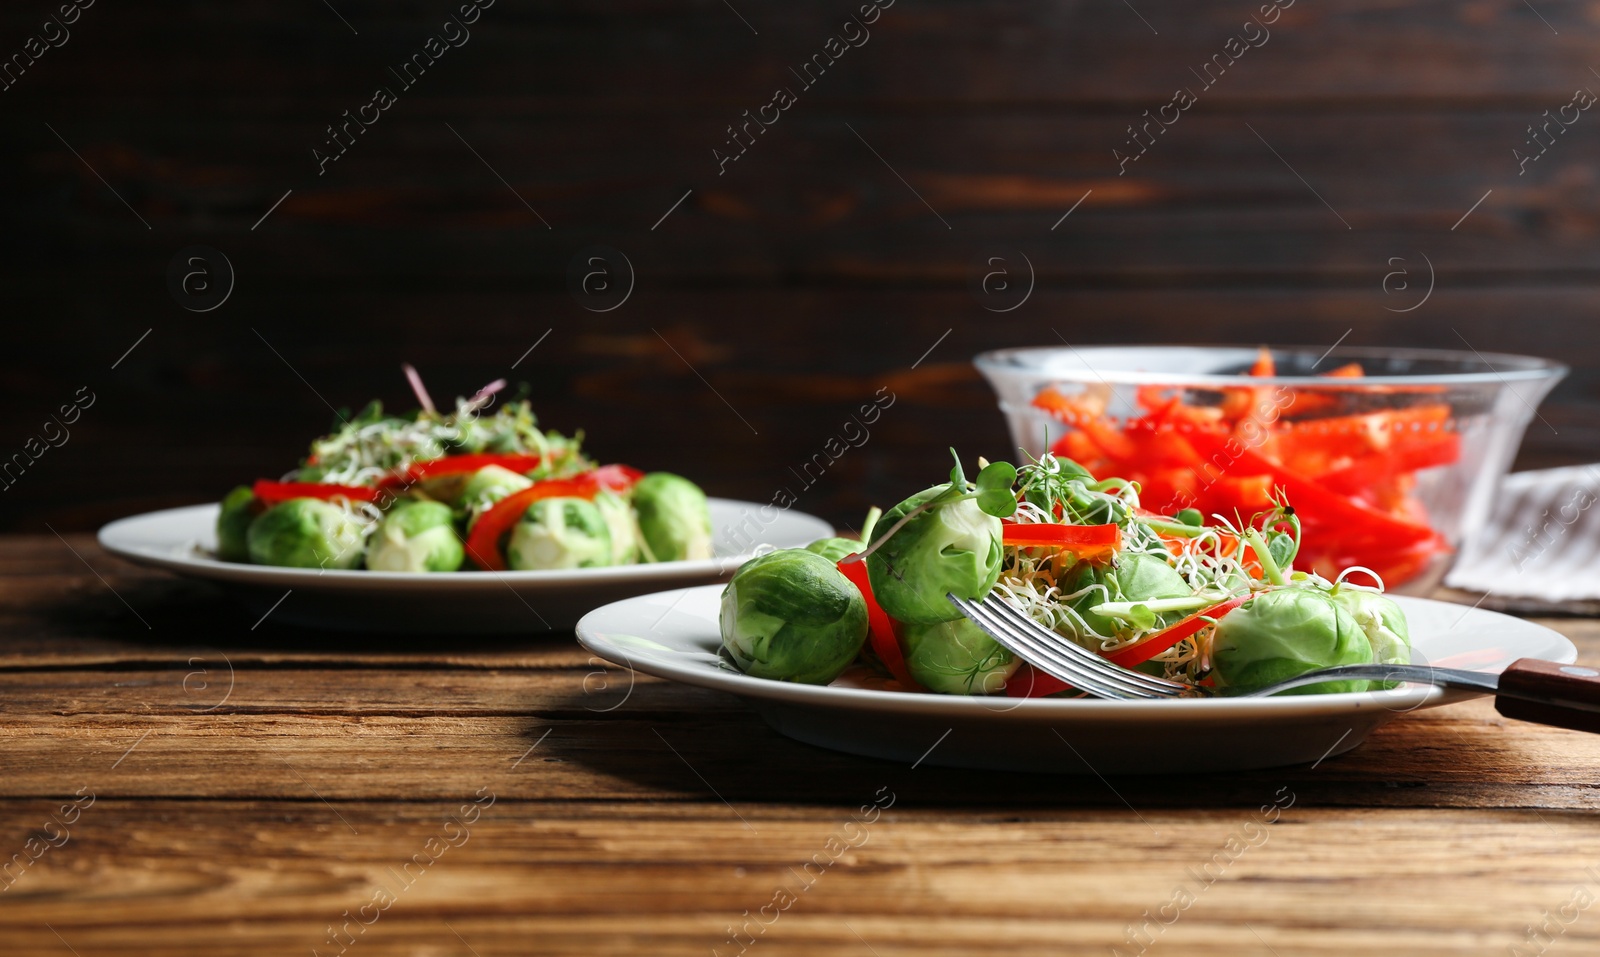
[[962, 598, 1151, 697], [951, 595, 1179, 699], [977, 594, 1192, 697], [947, 596, 1128, 697], [969, 611, 1138, 698]]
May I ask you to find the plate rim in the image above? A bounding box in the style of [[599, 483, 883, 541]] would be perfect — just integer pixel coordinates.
[[576, 584, 1579, 718]]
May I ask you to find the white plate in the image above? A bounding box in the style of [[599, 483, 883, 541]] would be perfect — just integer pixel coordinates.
[[577, 586, 1578, 773], [99, 500, 831, 633]]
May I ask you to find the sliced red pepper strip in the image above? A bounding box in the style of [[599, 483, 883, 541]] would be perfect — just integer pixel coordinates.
[[1135, 384, 1176, 415], [252, 480, 380, 505], [1001, 521, 1121, 549], [1274, 405, 1455, 466], [381, 452, 545, 488], [1050, 430, 1109, 470], [1002, 521, 1121, 562], [836, 556, 924, 692], [1004, 662, 1074, 698], [463, 475, 602, 571], [1248, 348, 1276, 377], [1105, 595, 1248, 668], [1305, 536, 1449, 586], [1315, 434, 1461, 494], [1182, 430, 1440, 546], [1032, 387, 1138, 461]]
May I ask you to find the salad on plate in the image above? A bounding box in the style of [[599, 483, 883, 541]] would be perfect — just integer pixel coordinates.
[[719, 450, 1412, 698], [217, 369, 712, 573]]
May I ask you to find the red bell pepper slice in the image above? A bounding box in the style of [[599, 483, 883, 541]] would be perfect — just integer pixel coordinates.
[[1320, 362, 1364, 378], [1032, 387, 1137, 461], [1276, 363, 1366, 418], [1216, 349, 1278, 421], [1248, 348, 1276, 377], [836, 556, 924, 692], [463, 474, 604, 571], [1306, 536, 1449, 587], [1274, 404, 1455, 467], [252, 480, 380, 505], [1050, 430, 1109, 470], [1182, 430, 1440, 546], [1315, 434, 1461, 495], [1104, 595, 1248, 668], [1001, 521, 1121, 561]]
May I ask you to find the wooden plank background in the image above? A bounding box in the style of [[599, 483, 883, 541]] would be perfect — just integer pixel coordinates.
[[1, 0, 1596, 533]]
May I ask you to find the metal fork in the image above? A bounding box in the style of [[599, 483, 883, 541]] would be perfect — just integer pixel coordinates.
[[948, 592, 1600, 733]]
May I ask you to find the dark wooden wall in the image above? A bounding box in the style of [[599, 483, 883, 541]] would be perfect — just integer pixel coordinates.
[[3, 0, 1597, 532]]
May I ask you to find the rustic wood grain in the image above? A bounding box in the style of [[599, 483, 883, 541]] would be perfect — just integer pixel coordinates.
[[2, 533, 1600, 955], [2, 802, 1599, 957], [5, 677, 1600, 809]]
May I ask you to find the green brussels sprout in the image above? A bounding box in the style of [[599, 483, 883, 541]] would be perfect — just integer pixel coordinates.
[[1115, 553, 1192, 601], [216, 485, 262, 562], [246, 498, 366, 570], [804, 537, 862, 563], [364, 499, 464, 572], [1068, 553, 1193, 637], [453, 464, 534, 514], [720, 549, 868, 684], [632, 472, 713, 562], [1329, 588, 1411, 667], [900, 616, 1020, 694], [865, 485, 1002, 625], [594, 489, 641, 565], [506, 496, 613, 570], [1211, 588, 1374, 695]]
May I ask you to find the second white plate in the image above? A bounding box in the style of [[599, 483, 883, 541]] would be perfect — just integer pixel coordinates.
[[577, 586, 1577, 773], [99, 500, 832, 633]]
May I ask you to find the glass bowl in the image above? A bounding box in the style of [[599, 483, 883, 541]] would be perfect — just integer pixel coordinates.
[[974, 345, 1567, 594]]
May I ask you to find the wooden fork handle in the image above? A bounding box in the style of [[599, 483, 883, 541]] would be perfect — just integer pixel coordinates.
[[1495, 659, 1600, 734]]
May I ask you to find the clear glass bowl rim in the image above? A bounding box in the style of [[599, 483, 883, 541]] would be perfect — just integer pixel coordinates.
[[973, 344, 1568, 388]]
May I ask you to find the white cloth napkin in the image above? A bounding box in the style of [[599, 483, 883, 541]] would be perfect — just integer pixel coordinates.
[[1445, 464, 1600, 612]]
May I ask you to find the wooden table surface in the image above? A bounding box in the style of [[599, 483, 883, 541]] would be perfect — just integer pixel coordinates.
[[4, 534, 1600, 957]]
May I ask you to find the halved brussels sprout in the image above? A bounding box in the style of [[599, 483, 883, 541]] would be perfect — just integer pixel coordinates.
[[246, 498, 366, 569], [365, 499, 463, 572], [506, 496, 613, 570], [865, 485, 1002, 625], [593, 489, 641, 565], [1067, 552, 1193, 638], [1329, 588, 1411, 667], [455, 464, 534, 514], [216, 485, 262, 563], [1211, 588, 1374, 694], [720, 549, 868, 684], [900, 616, 1019, 694], [804, 537, 861, 563], [632, 472, 713, 562]]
